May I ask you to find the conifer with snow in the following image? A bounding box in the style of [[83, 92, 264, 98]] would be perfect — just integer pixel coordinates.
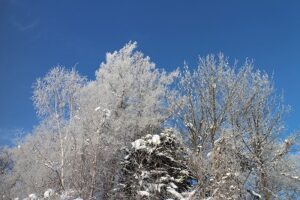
[[115, 129, 194, 199]]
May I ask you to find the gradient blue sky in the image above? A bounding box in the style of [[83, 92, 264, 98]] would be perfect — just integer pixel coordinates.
[[0, 0, 300, 145]]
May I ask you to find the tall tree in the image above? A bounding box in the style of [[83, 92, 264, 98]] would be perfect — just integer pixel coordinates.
[[177, 54, 300, 199], [72, 42, 179, 199], [31, 66, 85, 190]]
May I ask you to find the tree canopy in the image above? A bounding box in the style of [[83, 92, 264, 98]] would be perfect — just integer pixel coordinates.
[[0, 42, 299, 200]]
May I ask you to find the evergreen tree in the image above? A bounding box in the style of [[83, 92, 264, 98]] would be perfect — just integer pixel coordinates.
[[115, 129, 194, 200]]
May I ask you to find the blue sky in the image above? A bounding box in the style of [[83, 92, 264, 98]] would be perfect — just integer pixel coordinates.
[[0, 0, 300, 145]]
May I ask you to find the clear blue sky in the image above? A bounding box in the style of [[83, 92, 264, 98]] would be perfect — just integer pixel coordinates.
[[0, 0, 300, 145]]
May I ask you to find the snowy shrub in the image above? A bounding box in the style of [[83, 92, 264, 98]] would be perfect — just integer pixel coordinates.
[[114, 128, 194, 199]]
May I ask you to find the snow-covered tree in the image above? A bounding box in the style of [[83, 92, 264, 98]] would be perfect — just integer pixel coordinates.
[[68, 42, 179, 199], [5, 67, 87, 199], [0, 148, 15, 200], [33, 66, 85, 120], [114, 128, 194, 199], [32, 66, 86, 191], [177, 54, 300, 199], [94, 41, 178, 141]]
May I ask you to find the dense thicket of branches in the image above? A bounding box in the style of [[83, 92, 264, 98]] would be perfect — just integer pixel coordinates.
[[114, 129, 194, 199], [0, 42, 299, 200]]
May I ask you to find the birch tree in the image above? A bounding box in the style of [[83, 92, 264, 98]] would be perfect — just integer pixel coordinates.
[[32, 66, 85, 190]]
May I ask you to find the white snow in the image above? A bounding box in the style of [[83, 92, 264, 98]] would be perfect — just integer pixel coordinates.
[[169, 182, 178, 189], [212, 188, 219, 196], [167, 187, 183, 199], [207, 151, 212, 158], [185, 122, 195, 131], [44, 188, 54, 198], [148, 183, 165, 193], [94, 106, 101, 111], [180, 169, 189, 176], [28, 193, 38, 200], [210, 124, 216, 130], [181, 189, 197, 200], [234, 171, 240, 177], [284, 139, 289, 143], [137, 190, 150, 197], [160, 176, 168, 182], [152, 134, 161, 145], [132, 139, 146, 150], [141, 171, 149, 179], [214, 137, 223, 144], [248, 190, 262, 199], [103, 108, 111, 117], [60, 189, 77, 200], [95, 107, 111, 117]]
